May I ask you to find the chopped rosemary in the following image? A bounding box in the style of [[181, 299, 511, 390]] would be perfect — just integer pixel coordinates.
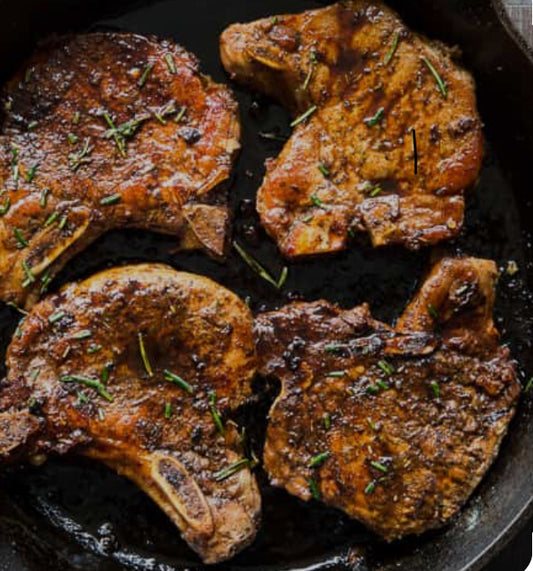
[[421, 57, 447, 98], [40, 269, 51, 294], [29, 368, 40, 382], [58, 215, 67, 230], [0, 196, 10, 215], [364, 107, 385, 127], [367, 385, 380, 395], [101, 364, 110, 383], [13, 228, 28, 249], [39, 188, 49, 208], [377, 379, 390, 391], [258, 131, 287, 142], [233, 241, 287, 289], [384, 31, 400, 65], [377, 360, 395, 376], [72, 329, 91, 340], [103, 113, 127, 157], [428, 304, 439, 319], [44, 211, 59, 227], [72, 111, 81, 124], [308, 477, 321, 500], [370, 460, 388, 473], [100, 193, 121, 206], [10, 146, 19, 184], [48, 311, 65, 324], [60, 375, 113, 402], [209, 391, 225, 437], [27, 120, 38, 131], [7, 301, 28, 315], [325, 344, 345, 353], [310, 193, 327, 209], [68, 138, 92, 171], [138, 63, 154, 88], [430, 381, 441, 398], [87, 344, 102, 354], [164, 53, 176, 74], [175, 106, 187, 123], [98, 408, 106, 421], [290, 105, 317, 128], [327, 371, 346, 378], [364, 481, 376, 495], [138, 332, 153, 376], [164, 369, 193, 393], [323, 413, 331, 430], [163, 402, 172, 420], [524, 378, 533, 393], [309, 451, 330, 468], [26, 163, 39, 183], [68, 133, 78, 145], [214, 458, 250, 482], [318, 163, 330, 177], [76, 391, 90, 405], [303, 50, 318, 90], [21, 261, 35, 285]]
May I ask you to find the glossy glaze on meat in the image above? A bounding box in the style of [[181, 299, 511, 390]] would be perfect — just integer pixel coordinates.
[[0, 33, 240, 308], [221, 1, 482, 258], [0, 265, 260, 563], [254, 257, 520, 540]]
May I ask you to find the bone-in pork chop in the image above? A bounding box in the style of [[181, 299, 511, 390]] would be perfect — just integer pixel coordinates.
[[254, 257, 520, 540], [0, 33, 240, 308], [221, 1, 482, 257], [0, 264, 260, 563]]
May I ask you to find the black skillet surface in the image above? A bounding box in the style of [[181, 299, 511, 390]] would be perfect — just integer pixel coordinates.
[[0, 0, 533, 570]]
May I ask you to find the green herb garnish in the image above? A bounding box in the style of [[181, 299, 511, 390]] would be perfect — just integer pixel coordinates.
[[7, 301, 28, 315], [370, 460, 388, 473], [21, 261, 35, 285], [309, 451, 330, 468], [364, 107, 385, 127], [290, 105, 317, 128], [0, 196, 10, 216], [377, 360, 395, 376], [138, 332, 153, 377], [323, 413, 331, 430], [44, 211, 59, 227], [310, 193, 328, 209], [377, 379, 390, 391], [164, 402, 172, 419], [327, 371, 346, 378], [233, 241, 288, 289], [60, 374, 113, 402], [40, 188, 49, 208], [48, 311, 65, 324], [72, 329, 91, 340], [100, 193, 121, 206], [13, 228, 28, 249], [138, 63, 154, 88], [27, 120, 38, 131], [430, 381, 441, 398], [26, 163, 39, 183], [69, 138, 92, 171], [384, 31, 400, 65], [214, 458, 250, 482], [318, 163, 330, 177], [68, 133, 78, 145], [364, 481, 376, 495], [308, 477, 321, 500], [428, 304, 439, 319], [421, 57, 447, 98], [175, 106, 187, 123], [164, 54, 176, 74], [367, 385, 380, 395], [58, 215, 67, 230], [209, 391, 225, 437], [164, 369, 193, 393]]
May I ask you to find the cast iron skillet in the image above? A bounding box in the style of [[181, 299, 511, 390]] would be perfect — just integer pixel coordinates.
[[0, 1, 532, 570]]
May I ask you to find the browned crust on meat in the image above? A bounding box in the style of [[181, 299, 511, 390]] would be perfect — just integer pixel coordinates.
[[0, 264, 259, 563], [254, 257, 520, 540], [0, 33, 240, 308], [221, 1, 482, 258]]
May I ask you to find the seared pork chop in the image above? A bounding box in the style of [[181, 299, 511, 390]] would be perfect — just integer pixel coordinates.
[[0, 33, 240, 308], [254, 257, 520, 540], [221, 1, 482, 257], [0, 265, 260, 563]]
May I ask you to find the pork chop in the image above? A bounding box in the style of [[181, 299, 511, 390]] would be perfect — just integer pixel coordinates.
[[0, 33, 240, 308], [254, 257, 520, 540], [0, 264, 260, 563], [221, 1, 482, 257]]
